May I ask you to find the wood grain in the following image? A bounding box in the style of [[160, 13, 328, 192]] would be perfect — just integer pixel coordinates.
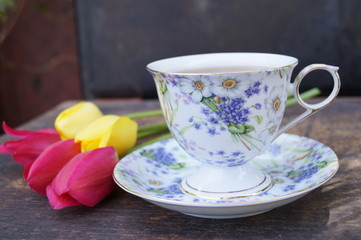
[[0, 0, 82, 129], [0, 98, 360, 239]]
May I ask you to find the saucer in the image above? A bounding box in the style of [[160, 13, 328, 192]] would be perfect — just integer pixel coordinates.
[[113, 133, 339, 219]]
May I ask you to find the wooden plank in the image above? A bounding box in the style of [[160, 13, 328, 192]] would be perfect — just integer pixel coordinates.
[[0, 97, 360, 239]]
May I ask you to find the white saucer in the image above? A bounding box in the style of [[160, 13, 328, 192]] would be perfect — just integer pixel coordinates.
[[113, 133, 339, 219]]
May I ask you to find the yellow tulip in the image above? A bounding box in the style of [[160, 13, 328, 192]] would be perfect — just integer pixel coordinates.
[[55, 102, 103, 140], [74, 115, 138, 156]]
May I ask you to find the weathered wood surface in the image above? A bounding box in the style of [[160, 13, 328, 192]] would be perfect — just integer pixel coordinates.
[[0, 98, 360, 239]]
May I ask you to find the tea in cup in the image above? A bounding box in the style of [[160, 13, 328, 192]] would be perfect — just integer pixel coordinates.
[[147, 53, 340, 199]]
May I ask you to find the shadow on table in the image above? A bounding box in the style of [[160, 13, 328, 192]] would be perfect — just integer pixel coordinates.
[[131, 175, 359, 239], [14, 167, 356, 239], [140, 189, 331, 239]]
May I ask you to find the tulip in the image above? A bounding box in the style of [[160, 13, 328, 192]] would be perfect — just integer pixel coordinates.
[[0, 122, 60, 166], [75, 115, 137, 156], [46, 146, 118, 209], [55, 102, 103, 140], [24, 139, 81, 195]]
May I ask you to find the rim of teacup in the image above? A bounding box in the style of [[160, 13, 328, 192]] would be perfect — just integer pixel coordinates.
[[146, 52, 299, 75]]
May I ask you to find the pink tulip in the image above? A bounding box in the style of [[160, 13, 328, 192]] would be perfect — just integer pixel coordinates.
[[46, 146, 118, 209], [24, 139, 81, 195], [0, 122, 60, 166]]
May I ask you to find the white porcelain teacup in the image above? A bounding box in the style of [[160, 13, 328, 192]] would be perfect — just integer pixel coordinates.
[[147, 53, 340, 199]]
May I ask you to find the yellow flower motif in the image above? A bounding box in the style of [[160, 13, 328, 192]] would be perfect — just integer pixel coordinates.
[[55, 102, 103, 140], [74, 115, 138, 156]]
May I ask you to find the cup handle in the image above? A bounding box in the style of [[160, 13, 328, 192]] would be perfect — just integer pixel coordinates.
[[274, 64, 341, 139]]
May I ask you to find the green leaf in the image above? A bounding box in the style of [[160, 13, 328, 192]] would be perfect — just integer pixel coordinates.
[[244, 124, 255, 133], [316, 161, 328, 169], [201, 98, 218, 112], [160, 82, 167, 93], [140, 150, 154, 160], [168, 162, 186, 170], [228, 124, 255, 134], [149, 188, 163, 194], [287, 170, 302, 178], [253, 115, 263, 124], [236, 124, 246, 133], [228, 126, 244, 134]]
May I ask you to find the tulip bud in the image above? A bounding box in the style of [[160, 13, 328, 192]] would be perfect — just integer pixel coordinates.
[[75, 115, 138, 156], [0, 122, 60, 166], [55, 102, 103, 140], [46, 147, 118, 209], [24, 139, 81, 195]]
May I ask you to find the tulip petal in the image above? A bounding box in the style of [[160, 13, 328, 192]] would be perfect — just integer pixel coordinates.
[[2, 122, 58, 138], [0, 143, 10, 154], [25, 139, 81, 195], [46, 184, 82, 209], [108, 117, 138, 156], [75, 115, 137, 155], [49, 147, 118, 207], [75, 115, 118, 141], [75, 115, 118, 152], [55, 102, 103, 140], [0, 132, 61, 166], [23, 161, 33, 181]]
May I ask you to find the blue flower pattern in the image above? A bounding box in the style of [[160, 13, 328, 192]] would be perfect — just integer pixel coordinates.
[[114, 134, 338, 204], [245, 81, 262, 98], [151, 69, 297, 167]]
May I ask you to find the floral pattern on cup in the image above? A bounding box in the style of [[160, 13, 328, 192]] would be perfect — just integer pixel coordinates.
[[150, 68, 291, 167], [114, 133, 338, 204]]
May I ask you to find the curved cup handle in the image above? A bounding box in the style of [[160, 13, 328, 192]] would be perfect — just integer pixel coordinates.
[[274, 64, 341, 139]]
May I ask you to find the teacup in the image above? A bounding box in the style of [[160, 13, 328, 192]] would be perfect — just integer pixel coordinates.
[[147, 53, 340, 199]]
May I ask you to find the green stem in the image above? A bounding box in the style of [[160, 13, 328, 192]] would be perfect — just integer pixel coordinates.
[[137, 127, 169, 139], [201, 97, 218, 112], [245, 133, 263, 142], [124, 109, 163, 119], [286, 87, 321, 107], [137, 123, 169, 139], [138, 123, 168, 132], [179, 121, 203, 135], [236, 134, 251, 151], [241, 134, 261, 151], [130, 133, 173, 153]]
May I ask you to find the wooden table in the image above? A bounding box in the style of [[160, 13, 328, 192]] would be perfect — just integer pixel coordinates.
[[0, 98, 360, 239]]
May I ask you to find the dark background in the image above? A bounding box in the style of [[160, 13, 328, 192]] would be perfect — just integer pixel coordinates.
[[1, 0, 360, 128], [76, 0, 361, 99]]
